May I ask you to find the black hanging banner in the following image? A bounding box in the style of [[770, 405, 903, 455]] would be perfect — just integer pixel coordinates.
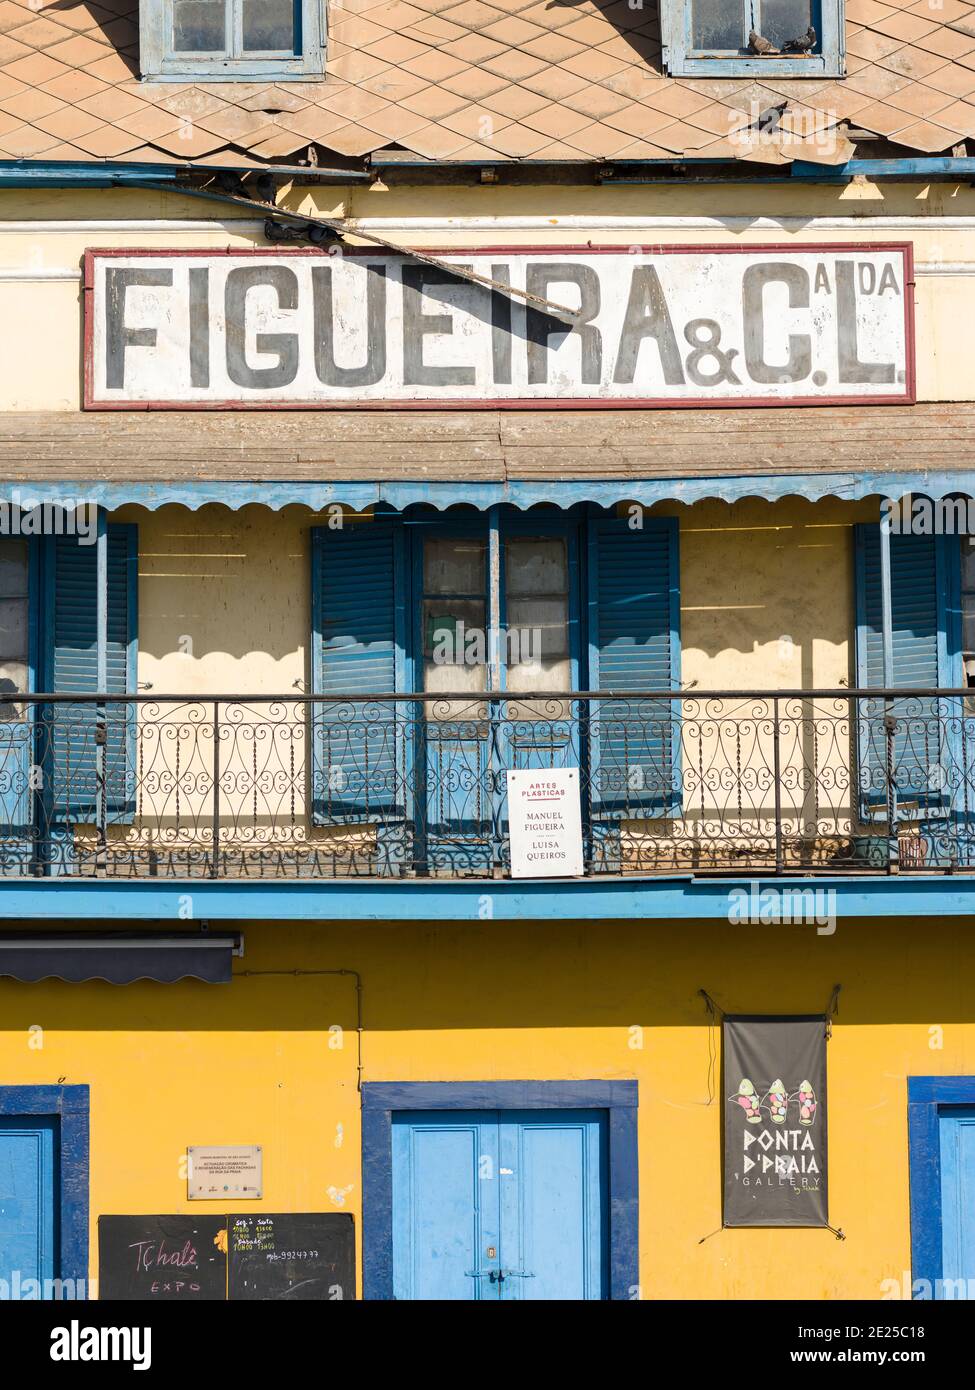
[[723, 1015, 828, 1227]]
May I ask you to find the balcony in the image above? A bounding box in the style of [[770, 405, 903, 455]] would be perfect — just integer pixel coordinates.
[[1, 691, 973, 881]]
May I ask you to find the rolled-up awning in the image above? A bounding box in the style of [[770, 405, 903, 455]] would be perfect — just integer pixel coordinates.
[[1, 404, 974, 511], [0, 933, 242, 984]]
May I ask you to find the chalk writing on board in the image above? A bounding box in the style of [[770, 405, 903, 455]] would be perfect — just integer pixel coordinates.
[[100, 1212, 355, 1300], [98, 1216, 227, 1300], [228, 1213, 355, 1301]]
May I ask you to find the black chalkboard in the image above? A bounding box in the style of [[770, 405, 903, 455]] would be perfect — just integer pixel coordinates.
[[228, 1213, 355, 1301], [98, 1216, 227, 1301]]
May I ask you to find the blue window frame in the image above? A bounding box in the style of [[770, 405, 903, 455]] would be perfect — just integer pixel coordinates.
[[853, 528, 962, 855], [362, 1080, 639, 1301], [0, 525, 139, 869], [663, 0, 845, 78], [907, 1076, 975, 1298], [0, 1085, 89, 1298], [141, 0, 326, 82]]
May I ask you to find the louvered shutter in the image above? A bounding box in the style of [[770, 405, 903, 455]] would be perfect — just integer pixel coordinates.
[[46, 525, 137, 821], [855, 525, 955, 810], [587, 517, 680, 817], [311, 521, 404, 822]]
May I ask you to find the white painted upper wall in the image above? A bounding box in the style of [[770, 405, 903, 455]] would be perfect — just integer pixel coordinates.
[[1, 179, 975, 410]]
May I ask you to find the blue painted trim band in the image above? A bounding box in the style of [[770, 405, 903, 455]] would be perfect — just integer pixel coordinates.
[[361, 1079, 639, 1301], [792, 158, 975, 181], [0, 158, 966, 188], [0, 1085, 89, 1296], [907, 1076, 975, 1299], [5, 471, 975, 514], [0, 160, 364, 185], [3, 873, 975, 921]]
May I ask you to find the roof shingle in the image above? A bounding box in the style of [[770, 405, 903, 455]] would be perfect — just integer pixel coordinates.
[[0, 0, 972, 170]]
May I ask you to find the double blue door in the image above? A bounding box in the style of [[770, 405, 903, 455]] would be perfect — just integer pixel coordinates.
[[392, 1109, 607, 1300], [0, 1117, 57, 1294], [940, 1107, 975, 1293]]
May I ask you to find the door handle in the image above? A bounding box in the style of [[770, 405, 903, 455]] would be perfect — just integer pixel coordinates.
[[465, 1269, 502, 1281]]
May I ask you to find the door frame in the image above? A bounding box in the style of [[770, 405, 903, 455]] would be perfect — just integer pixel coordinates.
[[408, 509, 585, 873], [0, 1084, 90, 1296], [907, 1075, 975, 1298], [0, 535, 40, 835], [362, 1079, 638, 1300]]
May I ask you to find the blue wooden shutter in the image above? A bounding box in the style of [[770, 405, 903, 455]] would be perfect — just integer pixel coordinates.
[[311, 521, 404, 823], [45, 525, 137, 821], [587, 517, 680, 817], [854, 525, 957, 810]]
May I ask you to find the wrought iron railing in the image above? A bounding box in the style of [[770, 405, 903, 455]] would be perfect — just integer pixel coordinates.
[[1, 691, 973, 879]]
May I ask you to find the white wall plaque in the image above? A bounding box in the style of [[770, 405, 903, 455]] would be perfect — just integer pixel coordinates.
[[187, 1145, 263, 1200], [507, 767, 584, 879]]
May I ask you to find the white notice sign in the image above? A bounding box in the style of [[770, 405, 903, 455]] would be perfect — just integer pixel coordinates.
[[187, 1145, 263, 1200], [507, 768, 584, 879]]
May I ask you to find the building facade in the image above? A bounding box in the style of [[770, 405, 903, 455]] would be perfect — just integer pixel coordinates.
[[1, 0, 975, 1301]]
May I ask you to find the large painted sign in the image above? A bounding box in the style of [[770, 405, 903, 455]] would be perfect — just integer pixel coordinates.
[[83, 244, 914, 409]]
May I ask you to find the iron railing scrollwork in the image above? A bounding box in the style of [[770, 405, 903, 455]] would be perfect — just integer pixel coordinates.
[[0, 690, 973, 880]]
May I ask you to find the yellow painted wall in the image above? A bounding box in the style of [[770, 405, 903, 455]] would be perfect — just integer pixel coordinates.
[[1, 179, 975, 408], [0, 915, 970, 1299]]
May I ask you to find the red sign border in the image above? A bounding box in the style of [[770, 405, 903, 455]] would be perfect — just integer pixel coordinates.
[[82, 242, 917, 412]]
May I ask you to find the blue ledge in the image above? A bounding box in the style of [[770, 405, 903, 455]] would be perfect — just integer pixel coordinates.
[[1, 874, 975, 921], [791, 158, 975, 182], [5, 469, 975, 514], [0, 159, 364, 186]]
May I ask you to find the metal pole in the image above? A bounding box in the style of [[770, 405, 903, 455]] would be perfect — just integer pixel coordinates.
[[211, 700, 221, 879], [879, 507, 898, 869], [487, 506, 502, 696], [885, 699, 898, 873], [95, 508, 107, 851], [487, 506, 504, 874], [773, 696, 783, 874], [879, 504, 894, 689]]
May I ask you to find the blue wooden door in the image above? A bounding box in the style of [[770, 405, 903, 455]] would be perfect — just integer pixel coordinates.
[[392, 1111, 500, 1300], [392, 1109, 607, 1300], [0, 1117, 57, 1294], [939, 1106, 975, 1294]]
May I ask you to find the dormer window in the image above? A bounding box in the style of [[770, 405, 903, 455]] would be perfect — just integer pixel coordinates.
[[141, 0, 326, 80], [663, 0, 844, 77]]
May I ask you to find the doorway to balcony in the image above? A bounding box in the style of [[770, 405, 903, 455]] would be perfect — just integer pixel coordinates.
[[411, 512, 581, 875]]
